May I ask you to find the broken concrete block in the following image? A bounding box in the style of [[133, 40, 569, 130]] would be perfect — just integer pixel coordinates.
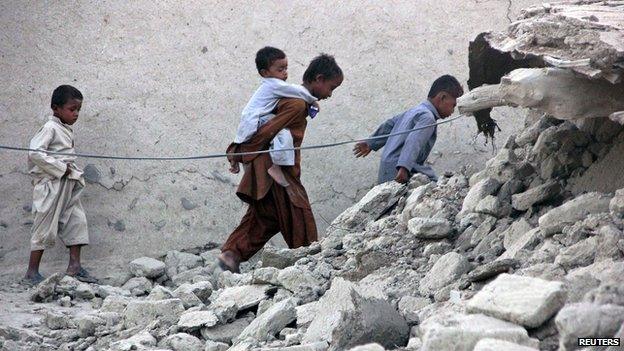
[[277, 266, 322, 301], [407, 217, 452, 239], [147, 285, 174, 301], [121, 276, 152, 296], [609, 188, 624, 218], [502, 219, 533, 250], [165, 250, 203, 277], [123, 298, 185, 328], [75, 314, 105, 338], [330, 181, 406, 230], [296, 301, 318, 328], [159, 332, 204, 351], [499, 228, 542, 261], [210, 284, 273, 310], [466, 274, 566, 328], [252, 266, 281, 285], [173, 281, 213, 308], [302, 278, 409, 350], [554, 236, 598, 270], [419, 252, 471, 297], [109, 331, 157, 351], [345, 344, 385, 351], [262, 244, 321, 269], [459, 178, 501, 217], [171, 266, 212, 287], [475, 195, 509, 218], [473, 338, 538, 351], [419, 313, 538, 351], [511, 181, 561, 211], [397, 296, 431, 325], [255, 342, 329, 351], [234, 298, 297, 343], [100, 295, 131, 314], [556, 303, 624, 351], [44, 311, 71, 330], [539, 192, 611, 235], [468, 258, 519, 282], [204, 340, 229, 351], [129, 256, 166, 278], [177, 310, 219, 331], [201, 315, 254, 344]]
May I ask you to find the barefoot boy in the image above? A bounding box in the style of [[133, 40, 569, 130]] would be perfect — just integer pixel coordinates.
[[25, 85, 97, 284], [230, 46, 320, 187], [354, 75, 464, 184]]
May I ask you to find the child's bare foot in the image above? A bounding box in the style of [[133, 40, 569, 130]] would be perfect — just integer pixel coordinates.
[[268, 165, 290, 187], [229, 160, 240, 174]]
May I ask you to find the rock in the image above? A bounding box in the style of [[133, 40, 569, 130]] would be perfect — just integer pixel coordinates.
[[539, 192, 611, 235], [235, 298, 297, 344], [460, 178, 501, 217], [211, 300, 238, 324], [177, 310, 219, 330], [609, 188, 624, 218], [554, 236, 598, 270], [406, 337, 423, 350], [422, 241, 452, 256], [511, 181, 561, 211], [419, 313, 538, 351], [330, 181, 406, 230], [254, 342, 330, 351], [83, 164, 101, 183], [160, 332, 204, 351], [204, 340, 229, 351], [100, 295, 131, 314], [252, 267, 281, 285], [346, 344, 385, 351], [584, 280, 624, 306], [124, 298, 185, 328], [419, 252, 471, 297], [121, 276, 152, 296], [555, 303, 624, 351], [402, 183, 436, 223], [109, 331, 157, 351], [502, 219, 533, 250], [296, 301, 318, 328], [277, 266, 322, 302], [466, 274, 566, 328], [165, 250, 203, 277], [181, 197, 198, 210], [201, 315, 253, 344], [44, 311, 71, 330], [498, 228, 542, 261], [407, 217, 452, 239], [58, 295, 72, 307], [129, 257, 166, 278], [30, 273, 64, 302], [75, 314, 105, 338], [475, 195, 509, 218], [173, 281, 213, 308], [473, 338, 538, 351], [302, 278, 409, 350], [147, 285, 174, 300], [262, 244, 321, 269], [171, 266, 213, 286], [211, 284, 273, 310], [397, 296, 431, 324], [468, 259, 519, 282]]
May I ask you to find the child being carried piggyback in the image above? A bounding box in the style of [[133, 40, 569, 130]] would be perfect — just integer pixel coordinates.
[[230, 46, 319, 187]]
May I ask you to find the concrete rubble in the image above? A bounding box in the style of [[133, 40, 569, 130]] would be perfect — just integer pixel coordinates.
[[2, 2, 624, 350]]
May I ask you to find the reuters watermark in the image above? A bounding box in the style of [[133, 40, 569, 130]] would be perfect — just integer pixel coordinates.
[[577, 337, 620, 347]]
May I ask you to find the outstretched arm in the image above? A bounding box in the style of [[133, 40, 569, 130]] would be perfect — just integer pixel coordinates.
[[366, 112, 402, 151]]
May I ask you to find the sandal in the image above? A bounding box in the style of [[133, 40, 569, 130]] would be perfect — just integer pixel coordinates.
[[68, 267, 99, 284], [23, 272, 45, 286]]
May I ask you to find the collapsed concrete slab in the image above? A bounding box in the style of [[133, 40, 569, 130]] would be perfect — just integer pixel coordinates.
[[302, 277, 409, 350]]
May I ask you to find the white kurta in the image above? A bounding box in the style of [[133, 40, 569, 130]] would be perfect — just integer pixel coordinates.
[[234, 78, 316, 166], [28, 116, 89, 250]]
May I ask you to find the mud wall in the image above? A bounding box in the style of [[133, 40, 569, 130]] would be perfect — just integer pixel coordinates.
[[0, 0, 542, 271]]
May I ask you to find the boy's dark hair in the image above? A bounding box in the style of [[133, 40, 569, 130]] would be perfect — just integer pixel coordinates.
[[427, 75, 464, 98], [303, 54, 343, 83], [255, 46, 286, 74], [51, 85, 83, 108]]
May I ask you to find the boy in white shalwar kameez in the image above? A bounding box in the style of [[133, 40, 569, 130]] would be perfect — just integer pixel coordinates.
[[25, 85, 97, 284], [230, 46, 319, 187]]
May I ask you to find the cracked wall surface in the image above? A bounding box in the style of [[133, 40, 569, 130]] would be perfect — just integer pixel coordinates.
[[0, 0, 542, 270]]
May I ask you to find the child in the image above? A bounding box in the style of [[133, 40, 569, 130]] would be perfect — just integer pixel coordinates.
[[353, 75, 464, 184], [230, 46, 319, 187], [25, 85, 97, 284]]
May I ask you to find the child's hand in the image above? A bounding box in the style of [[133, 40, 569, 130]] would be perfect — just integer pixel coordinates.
[[312, 101, 320, 112], [395, 167, 410, 184], [229, 160, 240, 174], [353, 142, 371, 158]]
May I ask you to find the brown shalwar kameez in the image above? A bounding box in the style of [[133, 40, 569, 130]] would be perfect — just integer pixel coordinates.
[[222, 98, 318, 261]]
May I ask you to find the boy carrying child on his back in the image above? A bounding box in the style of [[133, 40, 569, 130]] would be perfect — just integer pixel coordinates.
[[229, 46, 320, 187]]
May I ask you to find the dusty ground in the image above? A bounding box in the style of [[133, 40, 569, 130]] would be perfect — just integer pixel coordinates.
[[0, 0, 542, 278]]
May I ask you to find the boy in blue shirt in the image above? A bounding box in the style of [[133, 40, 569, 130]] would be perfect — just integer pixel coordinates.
[[354, 75, 463, 184]]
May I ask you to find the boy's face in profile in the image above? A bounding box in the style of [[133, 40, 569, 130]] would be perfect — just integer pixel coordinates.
[[310, 75, 343, 100], [434, 92, 457, 118], [261, 57, 289, 81], [53, 98, 82, 125]]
